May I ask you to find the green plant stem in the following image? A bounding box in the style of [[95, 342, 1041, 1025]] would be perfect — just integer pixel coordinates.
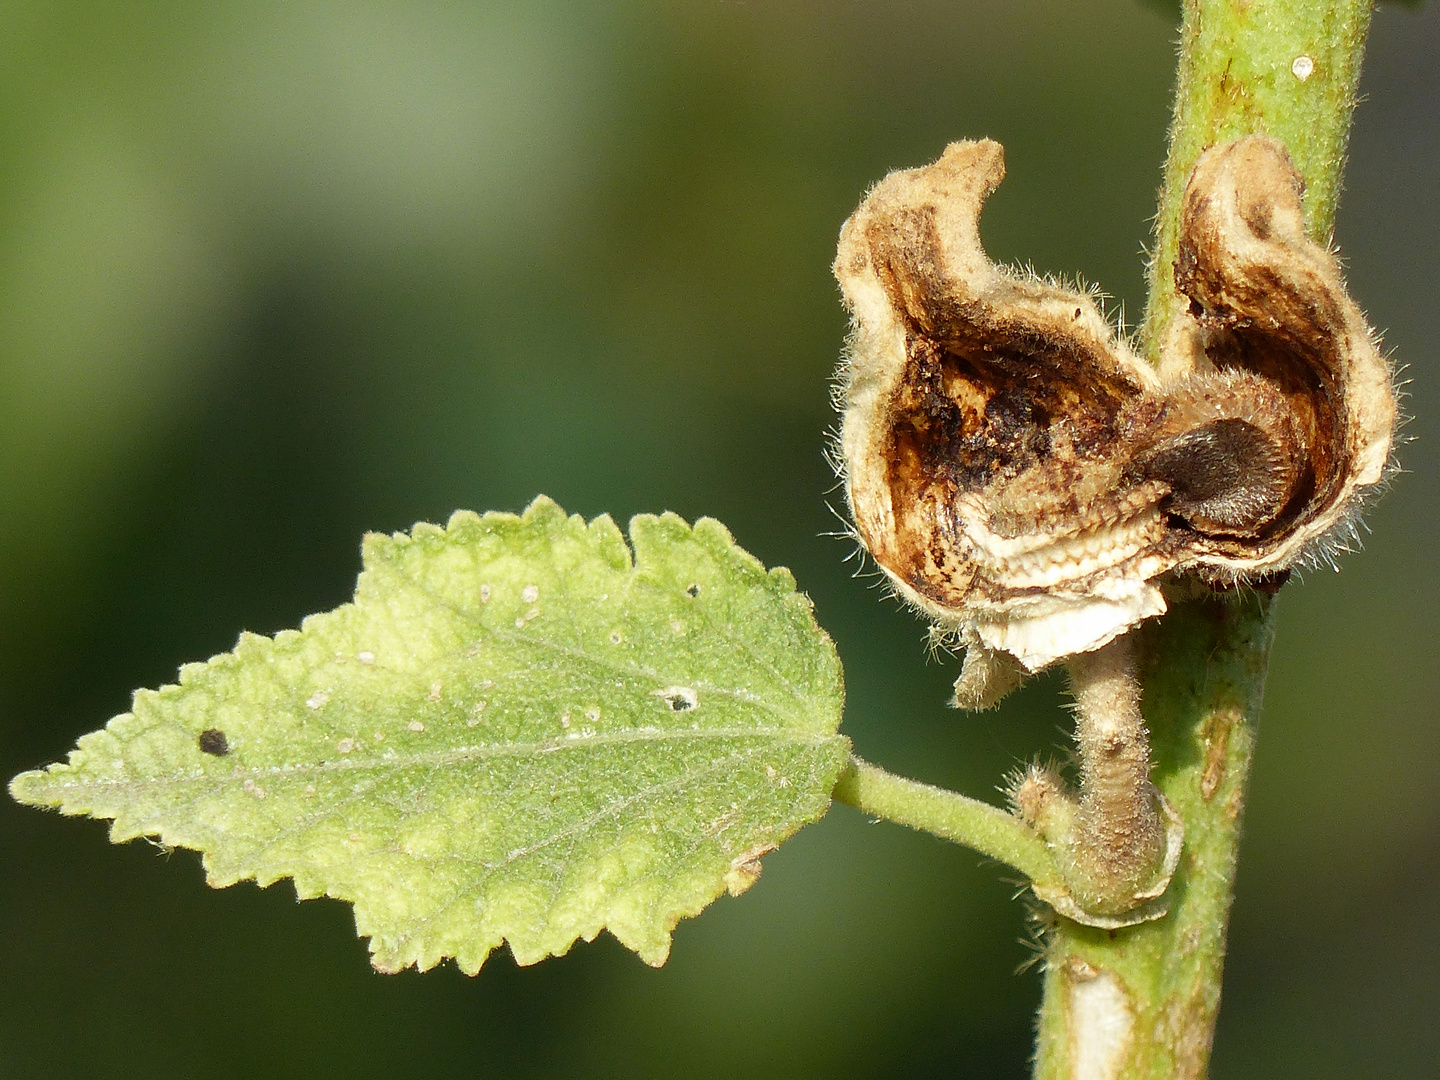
[[1034, 599, 1275, 1079], [1036, 2, 1372, 1078], [1139, 0, 1371, 359], [832, 756, 1060, 887]]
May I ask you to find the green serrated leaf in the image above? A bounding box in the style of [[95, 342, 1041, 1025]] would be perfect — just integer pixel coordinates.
[[11, 497, 848, 973]]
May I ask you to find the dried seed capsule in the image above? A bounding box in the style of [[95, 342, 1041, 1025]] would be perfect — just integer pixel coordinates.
[[1163, 135, 1397, 579], [834, 139, 1176, 674], [834, 136, 1395, 675], [834, 136, 1394, 924]]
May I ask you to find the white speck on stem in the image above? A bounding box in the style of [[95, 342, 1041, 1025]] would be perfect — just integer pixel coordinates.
[[468, 701, 487, 727], [1067, 963, 1135, 1080], [306, 690, 330, 710], [521, 584, 539, 603], [584, 707, 600, 723], [337, 738, 356, 754], [408, 721, 425, 733], [479, 584, 492, 602], [303, 783, 316, 796], [373, 731, 385, 742], [609, 629, 623, 645], [429, 680, 443, 702], [357, 651, 376, 665], [560, 713, 571, 728], [1292, 54, 1314, 80]]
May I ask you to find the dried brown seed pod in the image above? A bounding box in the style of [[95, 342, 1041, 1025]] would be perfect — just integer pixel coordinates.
[[834, 136, 1395, 676], [834, 135, 1394, 924], [1163, 135, 1397, 579]]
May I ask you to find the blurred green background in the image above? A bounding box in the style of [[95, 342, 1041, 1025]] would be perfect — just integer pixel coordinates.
[[2, 1, 1435, 1076]]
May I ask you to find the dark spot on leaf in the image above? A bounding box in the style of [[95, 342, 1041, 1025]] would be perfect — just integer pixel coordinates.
[[654, 686, 699, 712], [199, 729, 230, 756], [685, 583, 701, 597]]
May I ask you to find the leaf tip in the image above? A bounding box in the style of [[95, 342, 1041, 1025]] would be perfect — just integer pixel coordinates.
[[445, 508, 483, 532], [9, 768, 49, 808], [359, 530, 396, 567], [691, 515, 737, 548], [410, 521, 446, 543], [586, 512, 633, 570], [695, 516, 770, 579], [723, 843, 778, 897], [177, 660, 209, 685], [766, 565, 799, 594], [522, 494, 567, 525]]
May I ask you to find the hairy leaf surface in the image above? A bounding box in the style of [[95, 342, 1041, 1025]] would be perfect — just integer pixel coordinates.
[[11, 498, 848, 972]]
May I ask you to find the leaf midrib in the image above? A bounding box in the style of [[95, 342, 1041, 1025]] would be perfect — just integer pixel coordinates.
[[26, 725, 847, 797]]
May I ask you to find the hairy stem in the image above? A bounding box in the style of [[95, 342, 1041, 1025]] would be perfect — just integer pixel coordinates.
[[1036, 1, 1372, 1077], [1035, 599, 1275, 1079], [1140, 0, 1371, 359], [1063, 636, 1167, 915], [832, 756, 1062, 888]]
